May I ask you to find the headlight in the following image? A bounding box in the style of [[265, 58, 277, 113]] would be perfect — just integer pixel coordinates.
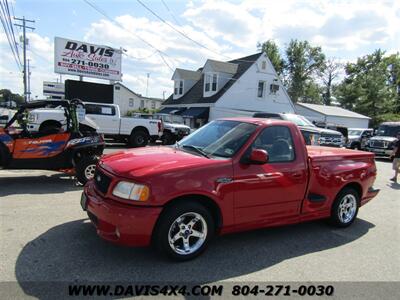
[[112, 181, 150, 201], [28, 113, 37, 122]]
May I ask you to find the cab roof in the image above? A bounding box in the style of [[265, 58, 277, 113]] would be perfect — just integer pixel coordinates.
[[219, 117, 295, 127]]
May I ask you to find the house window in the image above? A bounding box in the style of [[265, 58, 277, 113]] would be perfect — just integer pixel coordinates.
[[140, 100, 145, 109], [115, 85, 120, 90], [257, 81, 266, 98], [174, 80, 184, 95], [151, 101, 156, 109], [261, 61, 267, 70], [205, 73, 217, 93], [129, 98, 134, 107]]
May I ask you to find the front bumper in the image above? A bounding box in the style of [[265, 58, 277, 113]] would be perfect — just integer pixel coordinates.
[[365, 147, 393, 157], [82, 182, 162, 247]]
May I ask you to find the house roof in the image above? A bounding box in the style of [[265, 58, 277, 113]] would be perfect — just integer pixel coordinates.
[[115, 82, 164, 102], [295, 103, 370, 119], [204, 59, 238, 74], [163, 52, 263, 106], [173, 68, 202, 80]]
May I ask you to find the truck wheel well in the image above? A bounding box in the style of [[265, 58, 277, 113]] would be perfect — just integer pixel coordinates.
[[339, 182, 362, 205], [159, 194, 223, 232], [131, 126, 149, 136], [39, 120, 62, 131]]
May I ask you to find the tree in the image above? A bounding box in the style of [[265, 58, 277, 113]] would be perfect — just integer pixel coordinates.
[[334, 49, 399, 126], [257, 40, 284, 75], [317, 58, 342, 105], [0, 89, 24, 105], [284, 39, 325, 103]]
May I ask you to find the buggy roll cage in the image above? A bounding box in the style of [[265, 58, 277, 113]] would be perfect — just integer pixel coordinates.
[[5, 99, 85, 134]]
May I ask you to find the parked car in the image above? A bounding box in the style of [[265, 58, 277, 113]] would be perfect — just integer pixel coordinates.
[[153, 113, 191, 144], [0, 100, 104, 184], [27, 102, 163, 147], [81, 118, 379, 260], [253, 112, 344, 147], [365, 121, 400, 158], [346, 128, 374, 150]]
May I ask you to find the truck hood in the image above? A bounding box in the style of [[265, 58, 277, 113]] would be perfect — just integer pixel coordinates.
[[299, 125, 342, 136], [348, 135, 360, 140], [99, 146, 223, 179], [369, 136, 397, 142]]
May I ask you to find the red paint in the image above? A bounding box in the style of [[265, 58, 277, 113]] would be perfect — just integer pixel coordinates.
[[83, 119, 378, 247]]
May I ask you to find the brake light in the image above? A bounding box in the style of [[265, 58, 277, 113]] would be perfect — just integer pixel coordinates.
[[158, 120, 164, 133]]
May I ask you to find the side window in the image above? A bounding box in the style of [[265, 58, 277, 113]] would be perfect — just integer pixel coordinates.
[[252, 126, 295, 163], [85, 104, 115, 116]]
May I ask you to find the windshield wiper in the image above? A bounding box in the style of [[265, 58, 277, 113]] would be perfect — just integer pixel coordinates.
[[180, 145, 210, 158]]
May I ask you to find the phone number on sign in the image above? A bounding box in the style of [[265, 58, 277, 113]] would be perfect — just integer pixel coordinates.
[[231, 285, 334, 296]]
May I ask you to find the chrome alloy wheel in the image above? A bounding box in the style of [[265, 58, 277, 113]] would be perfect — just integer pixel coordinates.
[[168, 212, 207, 255], [84, 164, 96, 180], [338, 194, 357, 223]]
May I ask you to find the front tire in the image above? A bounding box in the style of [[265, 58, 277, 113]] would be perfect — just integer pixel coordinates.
[[154, 202, 214, 261], [329, 187, 359, 227], [75, 155, 98, 185]]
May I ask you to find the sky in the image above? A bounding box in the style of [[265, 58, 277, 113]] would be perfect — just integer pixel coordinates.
[[0, 0, 399, 100]]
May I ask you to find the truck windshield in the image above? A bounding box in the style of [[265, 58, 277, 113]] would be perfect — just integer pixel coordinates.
[[178, 120, 257, 158], [284, 114, 315, 127], [348, 130, 362, 136], [155, 114, 184, 124], [376, 125, 400, 137]]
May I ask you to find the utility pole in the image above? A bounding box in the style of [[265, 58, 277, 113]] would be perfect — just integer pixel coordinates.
[[146, 73, 150, 97], [14, 16, 35, 103], [27, 59, 31, 102]]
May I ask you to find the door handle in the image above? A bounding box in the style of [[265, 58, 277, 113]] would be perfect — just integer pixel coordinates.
[[291, 172, 303, 179]]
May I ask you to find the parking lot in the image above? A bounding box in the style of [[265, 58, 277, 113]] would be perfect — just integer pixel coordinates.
[[0, 146, 399, 298]]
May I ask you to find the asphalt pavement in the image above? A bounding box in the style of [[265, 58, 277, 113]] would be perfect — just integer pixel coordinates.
[[0, 148, 399, 298]]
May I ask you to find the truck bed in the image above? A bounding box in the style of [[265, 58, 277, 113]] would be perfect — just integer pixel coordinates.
[[307, 146, 375, 162]]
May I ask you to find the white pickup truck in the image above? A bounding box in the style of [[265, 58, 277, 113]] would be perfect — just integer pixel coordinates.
[[27, 102, 163, 147]]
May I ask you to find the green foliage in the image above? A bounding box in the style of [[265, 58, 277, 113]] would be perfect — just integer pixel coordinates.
[[126, 108, 160, 116], [284, 39, 325, 103], [334, 49, 400, 126], [0, 89, 24, 105], [257, 40, 284, 75]]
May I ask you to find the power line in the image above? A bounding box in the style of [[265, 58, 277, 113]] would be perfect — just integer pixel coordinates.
[[3, 0, 21, 63], [0, 2, 21, 70], [82, 0, 175, 72], [136, 0, 230, 60]]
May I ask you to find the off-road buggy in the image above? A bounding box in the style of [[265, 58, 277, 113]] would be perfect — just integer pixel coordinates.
[[0, 99, 104, 184]]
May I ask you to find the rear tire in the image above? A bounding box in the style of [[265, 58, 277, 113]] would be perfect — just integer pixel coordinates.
[[329, 187, 359, 227], [154, 202, 214, 261], [128, 129, 149, 148], [75, 155, 98, 185], [39, 122, 61, 134]]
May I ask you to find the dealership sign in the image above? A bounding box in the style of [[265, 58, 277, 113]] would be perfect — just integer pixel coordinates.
[[54, 37, 122, 81]]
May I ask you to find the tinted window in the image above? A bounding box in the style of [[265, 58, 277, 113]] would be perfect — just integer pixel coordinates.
[[251, 126, 295, 162], [85, 104, 115, 116]]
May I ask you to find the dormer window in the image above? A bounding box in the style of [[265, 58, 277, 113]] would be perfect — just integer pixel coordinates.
[[261, 61, 267, 70], [174, 80, 184, 96], [205, 73, 218, 93]]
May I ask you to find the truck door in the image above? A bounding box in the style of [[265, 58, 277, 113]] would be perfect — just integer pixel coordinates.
[[233, 125, 308, 228], [85, 104, 119, 135]]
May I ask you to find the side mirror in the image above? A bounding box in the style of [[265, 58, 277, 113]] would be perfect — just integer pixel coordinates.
[[249, 149, 269, 164]]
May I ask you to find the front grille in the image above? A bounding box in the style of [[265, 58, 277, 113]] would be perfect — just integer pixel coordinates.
[[370, 140, 387, 148], [94, 168, 112, 194], [319, 134, 342, 145]]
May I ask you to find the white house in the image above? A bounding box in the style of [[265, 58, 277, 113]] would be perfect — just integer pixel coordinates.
[[161, 52, 295, 128], [295, 103, 371, 128], [113, 83, 164, 116]]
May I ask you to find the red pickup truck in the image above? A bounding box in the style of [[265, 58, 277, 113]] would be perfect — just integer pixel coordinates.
[[81, 118, 379, 260]]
